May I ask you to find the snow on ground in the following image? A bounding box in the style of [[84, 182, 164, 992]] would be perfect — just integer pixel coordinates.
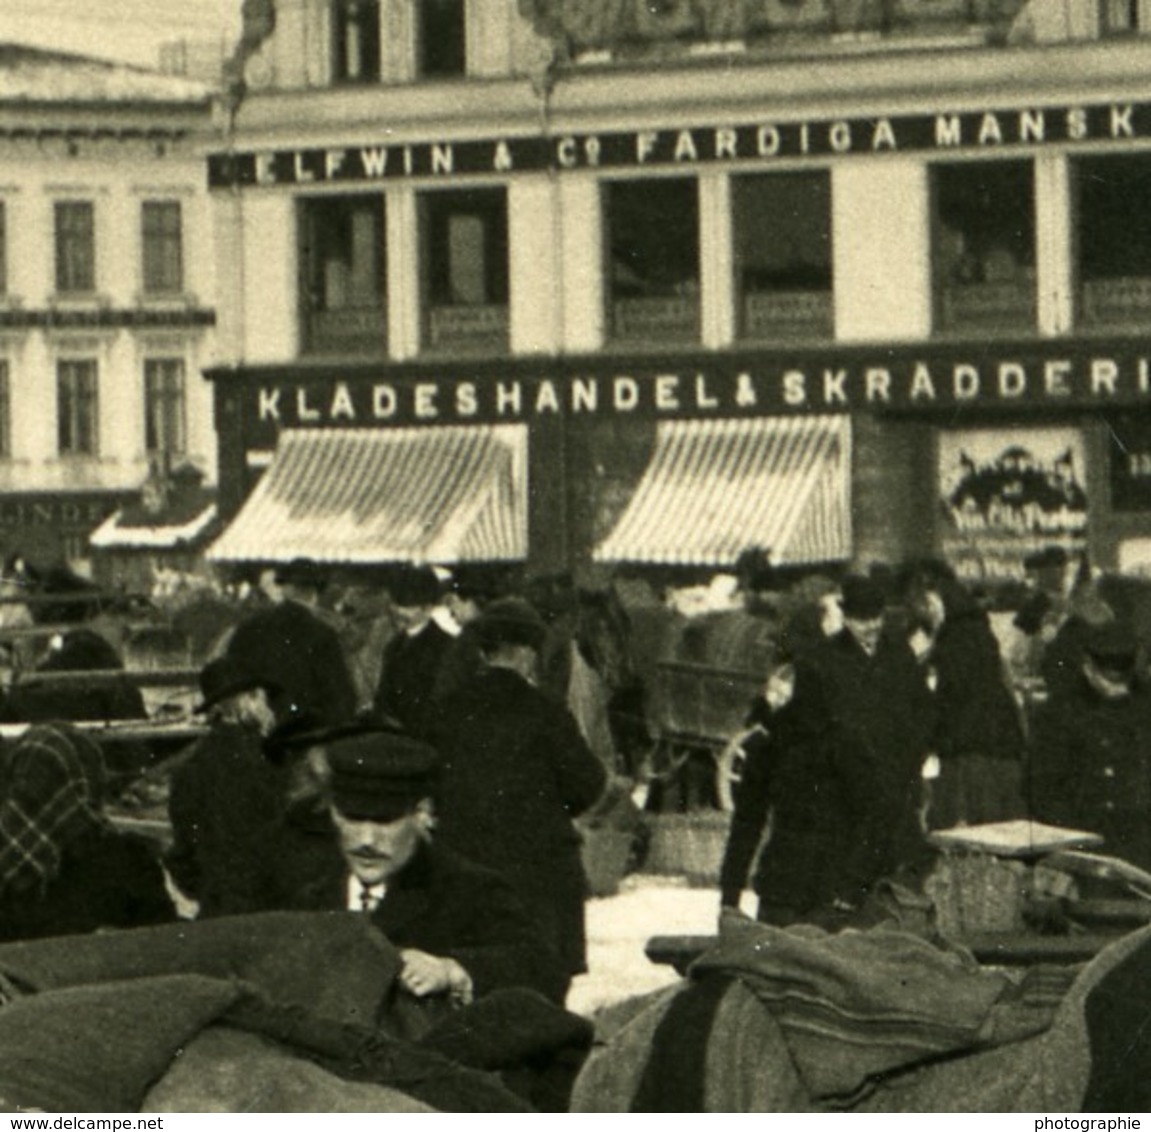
[[568, 874, 744, 1016]]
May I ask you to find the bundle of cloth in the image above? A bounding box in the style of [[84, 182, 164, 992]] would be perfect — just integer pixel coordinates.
[[0, 911, 592, 1113], [571, 918, 1151, 1112]]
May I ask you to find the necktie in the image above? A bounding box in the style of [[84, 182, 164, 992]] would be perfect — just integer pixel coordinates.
[[359, 882, 379, 912]]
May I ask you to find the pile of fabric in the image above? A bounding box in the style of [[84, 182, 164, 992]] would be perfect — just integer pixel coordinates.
[[571, 919, 1151, 1112]]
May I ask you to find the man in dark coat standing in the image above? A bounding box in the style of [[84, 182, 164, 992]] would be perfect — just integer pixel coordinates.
[[1030, 620, 1151, 872], [778, 576, 935, 915], [372, 565, 454, 738], [226, 558, 357, 728], [277, 725, 565, 1010], [431, 598, 607, 998], [165, 656, 285, 918]]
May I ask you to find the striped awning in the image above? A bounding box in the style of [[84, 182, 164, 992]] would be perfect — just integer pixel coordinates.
[[207, 424, 527, 565], [594, 416, 851, 567]]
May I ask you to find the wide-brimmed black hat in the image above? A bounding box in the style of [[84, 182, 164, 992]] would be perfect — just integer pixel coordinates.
[[473, 597, 548, 652], [273, 558, 328, 591], [389, 565, 442, 608], [324, 727, 441, 822], [195, 656, 277, 713], [839, 575, 886, 621], [1084, 620, 1139, 671]]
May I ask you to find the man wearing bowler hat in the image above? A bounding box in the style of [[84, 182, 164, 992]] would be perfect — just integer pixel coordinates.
[[430, 597, 607, 999], [165, 656, 286, 918], [789, 574, 935, 916], [226, 557, 357, 728], [281, 723, 563, 1008]]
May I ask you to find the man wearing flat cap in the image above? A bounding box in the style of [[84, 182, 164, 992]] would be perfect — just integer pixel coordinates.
[[372, 565, 454, 738], [226, 558, 357, 728], [1031, 618, 1151, 871], [777, 573, 935, 921], [280, 724, 564, 1010], [430, 597, 607, 999], [165, 656, 287, 918]]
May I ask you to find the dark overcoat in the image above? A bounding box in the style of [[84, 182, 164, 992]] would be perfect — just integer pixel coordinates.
[[226, 599, 357, 726], [372, 621, 455, 737], [283, 837, 563, 1002], [1030, 675, 1151, 872], [430, 667, 607, 977], [0, 826, 173, 942], [165, 722, 288, 917]]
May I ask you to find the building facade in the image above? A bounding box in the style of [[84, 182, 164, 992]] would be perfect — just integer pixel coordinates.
[[0, 46, 217, 570], [206, 0, 1151, 584]]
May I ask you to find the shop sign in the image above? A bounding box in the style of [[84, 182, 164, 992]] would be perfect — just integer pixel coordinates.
[[1107, 412, 1151, 512], [238, 344, 1151, 429], [938, 428, 1088, 583], [0, 495, 123, 531], [209, 102, 1151, 188]]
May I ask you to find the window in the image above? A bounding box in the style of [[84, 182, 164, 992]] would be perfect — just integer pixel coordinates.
[[0, 361, 10, 458], [144, 358, 186, 456], [0, 201, 6, 296], [333, 0, 380, 82], [932, 160, 1036, 334], [142, 201, 183, 295], [299, 194, 387, 355], [55, 201, 95, 295], [606, 178, 700, 344], [418, 0, 465, 77], [57, 359, 98, 456], [1102, 0, 1140, 33], [1076, 155, 1151, 329], [733, 171, 833, 342], [420, 187, 508, 352]]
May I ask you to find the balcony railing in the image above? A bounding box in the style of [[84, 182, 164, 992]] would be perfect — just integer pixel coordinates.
[[426, 304, 509, 351], [938, 280, 1036, 333], [1080, 276, 1151, 329], [612, 296, 700, 342], [742, 289, 833, 340]]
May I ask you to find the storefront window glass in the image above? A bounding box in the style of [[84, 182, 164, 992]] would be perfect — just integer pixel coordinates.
[[1076, 154, 1151, 330], [332, 0, 380, 83], [144, 358, 186, 457], [420, 187, 508, 353], [418, 0, 466, 77], [605, 178, 700, 345], [57, 359, 98, 456], [733, 171, 832, 342], [299, 194, 387, 356], [932, 160, 1036, 335]]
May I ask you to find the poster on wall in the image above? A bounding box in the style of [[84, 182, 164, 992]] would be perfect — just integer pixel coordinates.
[[938, 428, 1088, 583]]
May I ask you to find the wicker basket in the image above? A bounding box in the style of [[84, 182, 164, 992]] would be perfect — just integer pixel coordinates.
[[644, 811, 732, 886]]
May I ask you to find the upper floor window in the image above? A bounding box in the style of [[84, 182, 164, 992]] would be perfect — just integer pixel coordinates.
[[57, 359, 99, 456], [299, 194, 387, 356], [418, 0, 465, 77], [333, 0, 381, 82], [144, 358, 186, 456], [932, 160, 1036, 335], [1076, 154, 1151, 330], [1102, 0, 1140, 33], [141, 201, 184, 296], [605, 178, 699, 345], [420, 187, 508, 352], [0, 360, 10, 459], [55, 201, 95, 295], [733, 171, 833, 342]]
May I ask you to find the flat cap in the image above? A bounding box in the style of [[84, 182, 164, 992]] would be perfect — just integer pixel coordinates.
[[474, 597, 548, 651], [325, 727, 441, 821], [839, 575, 886, 621]]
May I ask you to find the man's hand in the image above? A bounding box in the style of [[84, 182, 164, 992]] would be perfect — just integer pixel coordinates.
[[399, 948, 474, 1005]]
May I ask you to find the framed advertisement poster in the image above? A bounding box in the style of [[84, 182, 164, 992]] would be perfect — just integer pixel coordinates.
[[938, 427, 1088, 583]]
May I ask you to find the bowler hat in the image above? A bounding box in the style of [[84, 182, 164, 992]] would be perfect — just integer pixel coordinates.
[[389, 565, 442, 608], [274, 558, 328, 591], [839, 576, 886, 621], [324, 727, 441, 822], [474, 597, 548, 652], [195, 656, 276, 713]]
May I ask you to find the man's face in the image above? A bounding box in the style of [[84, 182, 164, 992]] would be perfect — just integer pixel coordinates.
[[330, 803, 428, 886], [845, 615, 884, 655], [234, 688, 276, 736]]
